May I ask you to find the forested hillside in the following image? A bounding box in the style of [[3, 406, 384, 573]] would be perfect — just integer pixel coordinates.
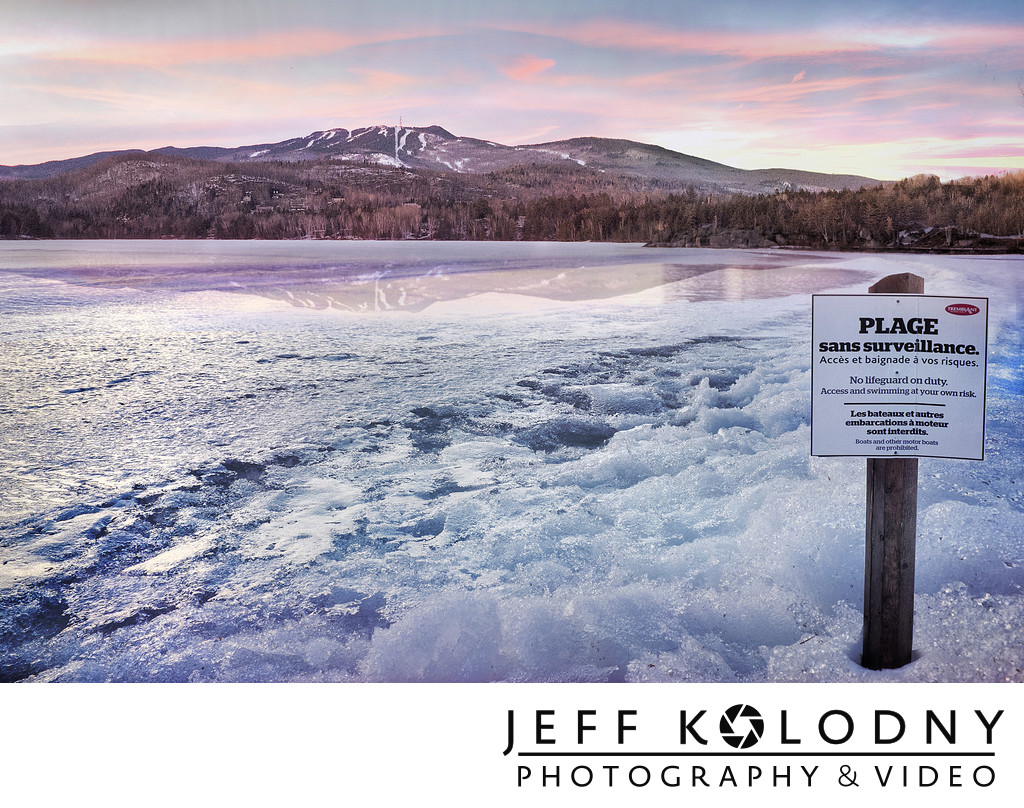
[[1, 151, 1022, 252]]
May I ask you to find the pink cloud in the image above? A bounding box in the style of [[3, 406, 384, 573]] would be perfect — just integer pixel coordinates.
[[495, 18, 1024, 63], [933, 145, 1024, 160], [32, 27, 446, 68], [681, 72, 897, 111], [346, 68, 426, 94], [495, 19, 873, 60], [500, 55, 557, 81]]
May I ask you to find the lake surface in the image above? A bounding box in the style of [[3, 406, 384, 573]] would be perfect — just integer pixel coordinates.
[[1, 240, 1021, 682]]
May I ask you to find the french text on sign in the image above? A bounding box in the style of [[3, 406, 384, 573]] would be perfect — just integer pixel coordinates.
[[810, 294, 988, 460]]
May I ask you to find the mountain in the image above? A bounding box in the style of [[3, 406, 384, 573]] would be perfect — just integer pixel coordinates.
[[0, 125, 882, 193], [0, 149, 148, 181]]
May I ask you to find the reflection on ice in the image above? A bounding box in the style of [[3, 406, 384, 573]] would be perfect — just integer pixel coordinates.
[[243, 261, 871, 313], [0, 240, 863, 313]]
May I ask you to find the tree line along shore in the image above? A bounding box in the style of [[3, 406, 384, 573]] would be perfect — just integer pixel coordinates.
[[1, 153, 1021, 253]]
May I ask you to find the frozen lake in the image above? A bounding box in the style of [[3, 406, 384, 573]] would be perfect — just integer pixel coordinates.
[[0, 240, 1021, 682]]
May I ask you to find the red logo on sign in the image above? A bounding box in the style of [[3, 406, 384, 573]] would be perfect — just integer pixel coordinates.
[[946, 303, 980, 316]]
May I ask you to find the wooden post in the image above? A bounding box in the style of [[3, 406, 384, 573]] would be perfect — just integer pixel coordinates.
[[861, 272, 924, 670]]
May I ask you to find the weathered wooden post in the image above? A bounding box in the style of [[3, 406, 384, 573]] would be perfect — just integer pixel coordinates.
[[861, 272, 923, 670], [811, 273, 988, 671]]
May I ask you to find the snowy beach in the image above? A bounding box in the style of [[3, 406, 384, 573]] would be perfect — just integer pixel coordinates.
[[0, 241, 1021, 682]]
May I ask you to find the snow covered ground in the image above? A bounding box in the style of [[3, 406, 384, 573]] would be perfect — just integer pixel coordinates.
[[0, 241, 1021, 682]]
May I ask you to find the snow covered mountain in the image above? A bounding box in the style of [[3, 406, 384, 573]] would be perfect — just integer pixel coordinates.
[[1, 125, 882, 193], [158, 125, 465, 169]]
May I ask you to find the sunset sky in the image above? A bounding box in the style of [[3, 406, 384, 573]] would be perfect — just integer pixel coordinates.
[[3, 0, 1022, 180]]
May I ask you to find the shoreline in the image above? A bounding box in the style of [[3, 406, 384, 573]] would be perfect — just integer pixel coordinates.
[[3, 234, 1022, 256]]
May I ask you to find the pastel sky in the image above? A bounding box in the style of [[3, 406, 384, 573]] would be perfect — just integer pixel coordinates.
[[3, 0, 1023, 180]]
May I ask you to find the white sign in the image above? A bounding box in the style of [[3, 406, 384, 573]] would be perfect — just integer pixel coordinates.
[[811, 294, 988, 459]]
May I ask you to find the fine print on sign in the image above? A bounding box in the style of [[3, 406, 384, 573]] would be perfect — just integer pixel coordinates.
[[811, 294, 988, 459]]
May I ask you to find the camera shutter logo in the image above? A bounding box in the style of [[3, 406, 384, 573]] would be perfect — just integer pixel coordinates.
[[720, 704, 764, 749]]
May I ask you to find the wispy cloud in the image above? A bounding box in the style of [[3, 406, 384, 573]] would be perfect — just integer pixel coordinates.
[[500, 55, 557, 81], [19, 27, 448, 68], [496, 18, 1024, 61]]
